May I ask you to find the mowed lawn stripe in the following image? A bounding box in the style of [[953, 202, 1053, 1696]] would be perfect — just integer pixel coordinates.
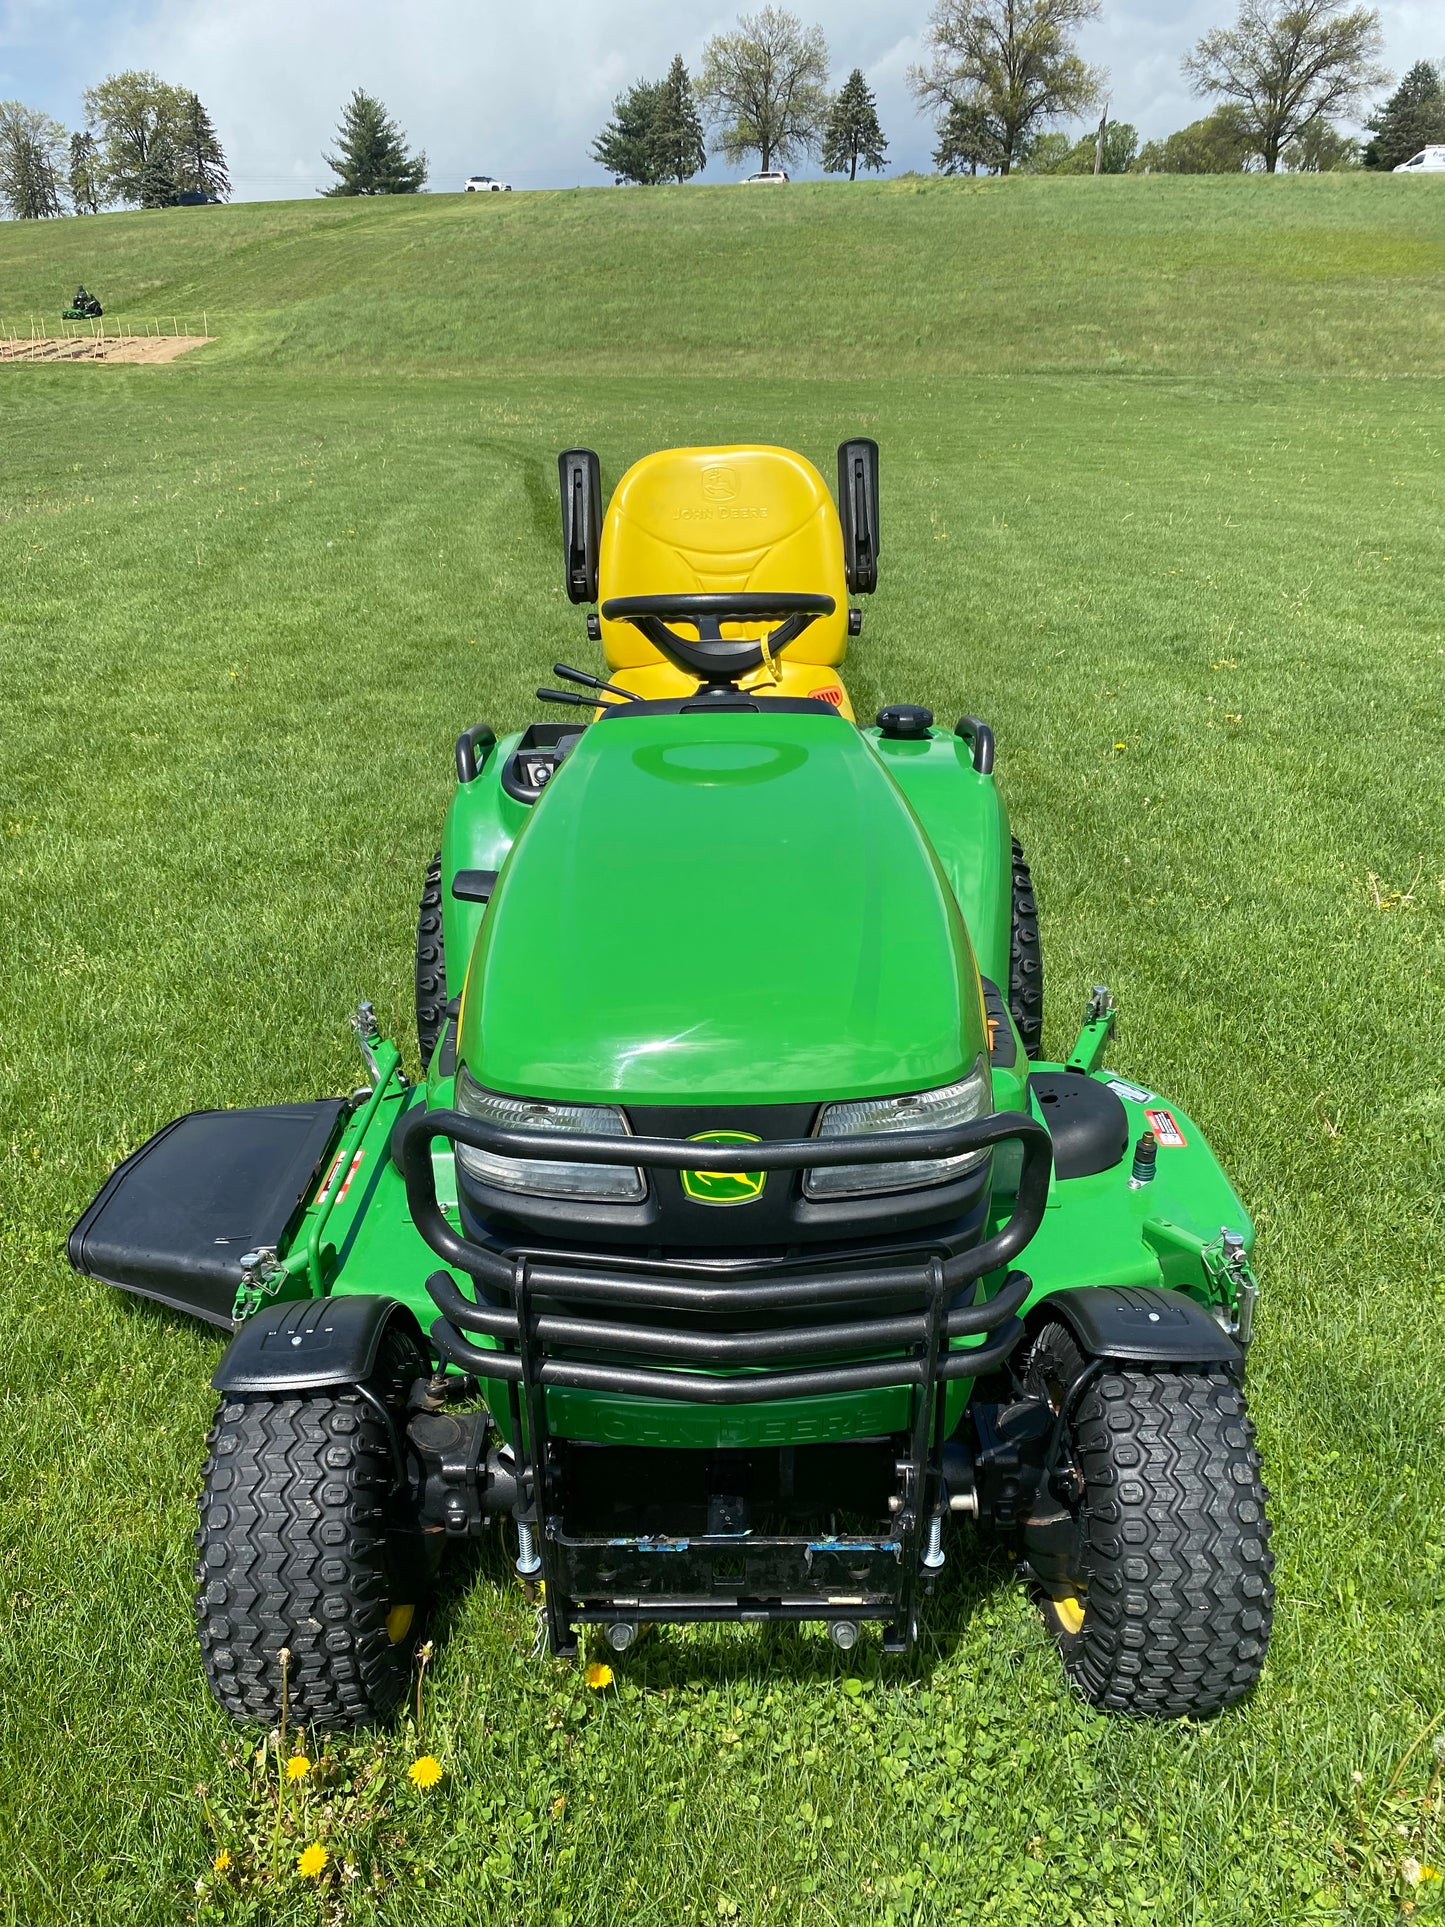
[[1, 174, 1443, 375]]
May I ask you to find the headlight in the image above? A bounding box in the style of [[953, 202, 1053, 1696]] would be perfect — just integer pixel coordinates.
[[454, 1068, 645, 1203], [803, 1059, 993, 1200]]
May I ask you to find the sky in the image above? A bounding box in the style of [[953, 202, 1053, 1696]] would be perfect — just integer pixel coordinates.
[[0, 0, 1439, 196]]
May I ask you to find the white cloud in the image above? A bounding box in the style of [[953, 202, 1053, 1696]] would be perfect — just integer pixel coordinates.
[[0, 0, 1436, 196]]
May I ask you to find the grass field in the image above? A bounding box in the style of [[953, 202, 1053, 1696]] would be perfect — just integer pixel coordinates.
[[1, 178, 1443, 1927]]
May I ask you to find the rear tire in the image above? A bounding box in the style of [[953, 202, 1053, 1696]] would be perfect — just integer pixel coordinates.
[[1025, 1321, 1274, 1719], [1008, 838, 1044, 1060], [415, 851, 447, 1070], [195, 1324, 430, 1729]]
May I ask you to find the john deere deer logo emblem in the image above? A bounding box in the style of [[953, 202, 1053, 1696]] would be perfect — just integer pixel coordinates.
[[701, 464, 739, 504], [680, 1130, 766, 1204]]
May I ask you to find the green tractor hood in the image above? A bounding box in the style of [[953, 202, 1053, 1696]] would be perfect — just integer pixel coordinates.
[[458, 709, 989, 1106]]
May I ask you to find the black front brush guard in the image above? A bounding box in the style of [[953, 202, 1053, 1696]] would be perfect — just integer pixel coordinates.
[[393, 1107, 1051, 1654]]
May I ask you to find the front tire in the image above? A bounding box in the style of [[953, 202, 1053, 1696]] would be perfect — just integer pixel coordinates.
[[195, 1325, 430, 1728], [1025, 1321, 1274, 1718]]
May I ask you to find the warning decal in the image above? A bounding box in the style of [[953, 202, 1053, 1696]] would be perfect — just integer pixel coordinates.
[[316, 1149, 365, 1205], [808, 686, 844, 708], [1144, 1109, 1186, 1149]]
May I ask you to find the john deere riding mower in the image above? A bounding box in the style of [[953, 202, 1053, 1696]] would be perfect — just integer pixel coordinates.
[[62, 284, 103, 321], [69, 440, 1273, 1729]]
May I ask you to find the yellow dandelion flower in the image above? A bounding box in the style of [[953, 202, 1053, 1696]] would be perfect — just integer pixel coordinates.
[[285, 1754, 311, 1780], [212, 1850, 232, 1873], [408, 1754, 443, 1788], [584, 1661, 614, 1690], [297, 1843, 328, 1878], [1114, 742, 1126, 752]]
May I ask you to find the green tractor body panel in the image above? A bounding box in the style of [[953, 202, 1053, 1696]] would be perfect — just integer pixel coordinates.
[[439, 744, 528, 1007], [157, 706, 1253, 1456], [1015, 1078, 1252, 1296], [458, 711, 989, 1105], [864, 726, 1014, 992], [72, 702, 1255, 1460]]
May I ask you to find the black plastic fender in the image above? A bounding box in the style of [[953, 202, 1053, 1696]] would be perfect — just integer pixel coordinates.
[[1039, 1285, 1241, 1368], [213, 1296, 428, 1394]]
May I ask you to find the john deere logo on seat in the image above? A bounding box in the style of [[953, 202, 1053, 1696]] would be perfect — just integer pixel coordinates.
[[701, 464, 739, 503], [680, 1131, 766, 1204]]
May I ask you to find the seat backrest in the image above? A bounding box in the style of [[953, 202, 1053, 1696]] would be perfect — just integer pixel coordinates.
[[598, 445, 848, 671]]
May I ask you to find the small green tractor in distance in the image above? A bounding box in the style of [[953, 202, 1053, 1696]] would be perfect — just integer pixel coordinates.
[[69, 439, 1273, 1729], [61, 284, 103, 321]]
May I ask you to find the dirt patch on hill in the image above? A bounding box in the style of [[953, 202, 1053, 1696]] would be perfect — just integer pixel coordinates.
[[0, 335, 213, 364]]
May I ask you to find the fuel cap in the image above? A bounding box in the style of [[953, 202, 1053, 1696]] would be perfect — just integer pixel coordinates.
[[876, 704, 934, 740]]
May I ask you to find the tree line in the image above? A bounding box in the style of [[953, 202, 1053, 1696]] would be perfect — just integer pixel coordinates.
[[593, 27, 887, 186], [3, 1, 1440, 221], [594, 0, 1438, 187], [592, 12, 888, 186], [0, 72, 228, 220], [0, 79, 431, 219]]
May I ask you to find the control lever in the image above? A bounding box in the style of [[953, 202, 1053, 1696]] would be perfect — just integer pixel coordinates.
[[536, 687, 602, 710], [552, 662, 640, 702]]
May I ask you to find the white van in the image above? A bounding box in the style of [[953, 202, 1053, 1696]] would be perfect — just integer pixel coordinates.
[[1393, 147, 1445, 173]]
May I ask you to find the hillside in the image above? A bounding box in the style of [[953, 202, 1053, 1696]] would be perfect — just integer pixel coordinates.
[[2, 174, 1443, 376]]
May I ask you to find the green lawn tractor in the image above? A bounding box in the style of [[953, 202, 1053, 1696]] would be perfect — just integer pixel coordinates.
[[69, 439, 1273, 1729], [62, 284, 103, 321]]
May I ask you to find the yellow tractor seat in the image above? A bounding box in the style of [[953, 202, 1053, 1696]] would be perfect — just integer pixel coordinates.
[[555, 442, 879, 720]]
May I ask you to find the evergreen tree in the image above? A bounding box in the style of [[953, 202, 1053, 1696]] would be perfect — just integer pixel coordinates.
[[323, 90, 427, 196], [1362, 60, 1445, 169], [136, 133, 178, 207], [593, 77, 667, 184], [933, 97, 999, 174], [0, 100, 68, 218], [822, 68, 888, 179], [68, 130, 104, 212], [175, 90, 229, 199], [652, 55, 707, 182]]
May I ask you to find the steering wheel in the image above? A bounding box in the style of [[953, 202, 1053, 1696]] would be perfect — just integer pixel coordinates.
[[600, 593, 835, 681]]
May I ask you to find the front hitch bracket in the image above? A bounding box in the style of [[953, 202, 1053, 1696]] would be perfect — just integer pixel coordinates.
[[1065, 986, 1117, 1074]]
